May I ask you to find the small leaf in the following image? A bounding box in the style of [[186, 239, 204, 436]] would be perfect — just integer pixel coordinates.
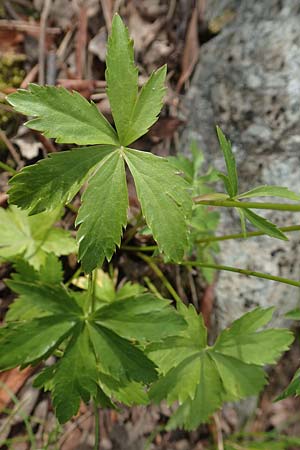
[[216, 126, 238, 197], [123, 65, 167, 146], [106, 14, 138, 143], [243, 208, 288, 241], [238, 185, 300, 200], [7, 84, 118, 145], [8, 146, 115, 214], [76, 150, 128, 272], [124, 148, 192, 261]]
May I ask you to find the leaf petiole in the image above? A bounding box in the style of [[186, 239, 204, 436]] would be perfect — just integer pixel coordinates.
[[194, 198, 300, 212]]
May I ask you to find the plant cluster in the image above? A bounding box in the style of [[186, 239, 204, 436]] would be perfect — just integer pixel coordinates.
[[1, 13, 300, 448]]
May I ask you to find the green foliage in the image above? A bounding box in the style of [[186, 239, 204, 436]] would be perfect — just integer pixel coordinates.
[[147, 305, 293, 430], [2, 256, 185, 423], [0, 206, 76, 268], [7, 14, 190, 272], [2, 12, 299, 437]]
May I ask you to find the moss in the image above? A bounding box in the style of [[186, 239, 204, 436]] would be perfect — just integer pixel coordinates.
[[0, 53, 25, 127]]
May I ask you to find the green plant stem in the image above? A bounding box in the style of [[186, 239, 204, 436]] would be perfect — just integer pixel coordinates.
[[137, 252, 182, 303], [122, 225, 300, 251], [88, 270, 97, 313], [65, 265, 83, 286], [93, 400, 100, 450], [122, 244, 158, 252], [180, 260, 300, 288], [194, 198, 300, 211], [0, 160, 17, 175], [196, 225, 300, 244]]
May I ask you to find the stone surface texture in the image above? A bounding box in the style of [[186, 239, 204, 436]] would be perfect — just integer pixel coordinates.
[[181, 0, 300, 331]]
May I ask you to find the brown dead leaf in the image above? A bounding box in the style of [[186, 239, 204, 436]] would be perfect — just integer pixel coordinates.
[[176, 7, 199, 92], [0, 367, 35, 411], [0, 29, 23, 52]]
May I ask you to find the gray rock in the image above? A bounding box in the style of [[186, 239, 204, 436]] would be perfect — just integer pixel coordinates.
[[181, 0, 300, 332]]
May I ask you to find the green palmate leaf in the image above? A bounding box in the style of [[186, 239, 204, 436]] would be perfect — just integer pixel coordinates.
[[0, 206, 76, 268], [148, 305, 293, 430], [124, 148, 192, 261], [2, 260, 191, 423], [243, 208, 288, 241], [238, 185, 300, 200], [76, 150, 128, 272], [8, 146, 115, 214], [7, 84, 118, 145], [106, 14, 138, 143], [122, 65, 167, 146], [277, 369, 300, 401], [216, 126, 238, 197], [93, 293, 186, 342]]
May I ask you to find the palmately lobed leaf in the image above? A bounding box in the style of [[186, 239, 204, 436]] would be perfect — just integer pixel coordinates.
[[7, 84, 119, 145], [148, 305, 293, 430]]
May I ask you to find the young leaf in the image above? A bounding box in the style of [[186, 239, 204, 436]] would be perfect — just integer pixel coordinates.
[[238, 185, 300, 200], [216, 126, 238, 197], [8, 146, 115, 214], [122, 65, 167, 146], [124, 148, 192, 261], [243, 208, 288, 241], [7, 84, 118, 145], [148, 305, 293, 430], [105, 14, 138, 143], [0, 206, 76, 268], [76, 150, 128, 272]]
